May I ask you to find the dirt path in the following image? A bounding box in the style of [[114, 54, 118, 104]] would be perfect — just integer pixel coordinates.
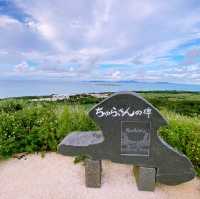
[[0, 153, 199, 199]]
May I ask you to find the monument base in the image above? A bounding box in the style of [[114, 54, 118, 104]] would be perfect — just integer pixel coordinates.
[[85, 159, 102, 188], [133, 166, 156, 191]]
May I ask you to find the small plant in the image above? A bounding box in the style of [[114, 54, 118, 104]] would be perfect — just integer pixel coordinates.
[[74, 154, 90, 164]]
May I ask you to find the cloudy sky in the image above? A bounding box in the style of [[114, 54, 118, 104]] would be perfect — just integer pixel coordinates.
[[0, 0, 200, 83]]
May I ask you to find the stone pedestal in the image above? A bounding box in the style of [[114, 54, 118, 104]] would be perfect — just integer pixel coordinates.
[[133, 166, 156, 191], [85, 159, 102, 188]]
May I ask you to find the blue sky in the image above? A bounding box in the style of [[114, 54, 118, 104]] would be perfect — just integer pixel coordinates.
[[0, 0, 200, 84]]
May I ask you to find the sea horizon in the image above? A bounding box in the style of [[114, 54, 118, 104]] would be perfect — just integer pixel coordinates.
[[1, 79, 200, 99]]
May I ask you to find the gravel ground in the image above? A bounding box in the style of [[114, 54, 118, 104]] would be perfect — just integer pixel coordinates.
[[0, 153, 199, 199]]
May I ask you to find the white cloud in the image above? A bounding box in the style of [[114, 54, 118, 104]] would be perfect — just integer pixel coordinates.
[[0, 15, 20, 27], [14, 61, 32, 73], [0, 0, 200, 83], [111, 70, 121, 80]]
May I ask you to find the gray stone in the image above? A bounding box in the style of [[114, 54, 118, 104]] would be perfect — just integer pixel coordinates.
[[60, 131, 104, 147], [85, 159, 101, 188], [133, 166, 156, 191], [58, 92, 195, 186]]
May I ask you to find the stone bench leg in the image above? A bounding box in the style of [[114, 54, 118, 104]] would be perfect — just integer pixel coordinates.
[[133, 166, 156, 191], [85, 159, 102, 188]]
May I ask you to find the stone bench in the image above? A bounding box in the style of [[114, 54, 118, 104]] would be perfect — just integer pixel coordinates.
[[58, 92, 195, 191]]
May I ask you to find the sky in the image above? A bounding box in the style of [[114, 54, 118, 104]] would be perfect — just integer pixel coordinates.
[[0, 0, 200, 84]]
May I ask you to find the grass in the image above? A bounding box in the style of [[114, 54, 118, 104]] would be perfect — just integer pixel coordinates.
[[159, 110, 200, 175]]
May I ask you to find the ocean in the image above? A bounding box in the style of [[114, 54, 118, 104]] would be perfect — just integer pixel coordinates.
[[1, 79, 200, 98]]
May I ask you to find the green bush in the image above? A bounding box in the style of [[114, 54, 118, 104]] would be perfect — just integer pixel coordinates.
[[159, 110, 200, 176], [0, 105, 59, 157], [0, 104, 97, 158], [67, 95, 102, 104], [0, 100, 25, 113]]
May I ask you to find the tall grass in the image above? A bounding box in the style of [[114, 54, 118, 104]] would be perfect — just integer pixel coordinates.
[[57, 105, 98, 140], [160, 110, 200, 175]]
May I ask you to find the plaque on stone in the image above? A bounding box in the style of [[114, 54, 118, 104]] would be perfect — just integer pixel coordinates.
[[121, 121, 150, 156]]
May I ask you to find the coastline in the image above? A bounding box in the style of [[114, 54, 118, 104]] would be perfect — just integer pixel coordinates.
[[1, 90, 200, 101], [1, 80, 200, 99]]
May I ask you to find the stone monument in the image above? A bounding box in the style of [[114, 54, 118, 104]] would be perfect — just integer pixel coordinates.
[[58, 92, 195, 191]]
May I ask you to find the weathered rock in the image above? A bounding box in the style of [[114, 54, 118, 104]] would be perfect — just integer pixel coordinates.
[[58, 92, 195, 187], [133, 166, 156, 191], [85, 159, 101, 188]]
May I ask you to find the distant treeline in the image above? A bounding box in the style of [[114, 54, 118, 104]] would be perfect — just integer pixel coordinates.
[[1, 91, 200, 117], [1, 90, 200, 100]]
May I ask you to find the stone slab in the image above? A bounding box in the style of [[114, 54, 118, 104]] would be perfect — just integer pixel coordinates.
[[133, 166, 156, 191], [58, 92, 195, 186], [85, 159, 101, 188], [60, 131, 104, 147]]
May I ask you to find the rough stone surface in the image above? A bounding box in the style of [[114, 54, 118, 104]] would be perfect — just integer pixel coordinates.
[[133, 166, 156, 191], [60, 131, 104, 147], [58, 92, 195, 186], [85, 159, 101, 188]]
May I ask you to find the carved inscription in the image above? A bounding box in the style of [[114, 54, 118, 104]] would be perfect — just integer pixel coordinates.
[[95, 106, 152, 118], [121, 121, 150, 156]]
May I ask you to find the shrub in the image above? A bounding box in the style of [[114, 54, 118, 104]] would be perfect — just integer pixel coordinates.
[[0, 104, 59, 157], [0, 104, 97, 158], [159, 110, 200, 176], [67, 95, 102, 104], [0, 100, 25, 113]]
